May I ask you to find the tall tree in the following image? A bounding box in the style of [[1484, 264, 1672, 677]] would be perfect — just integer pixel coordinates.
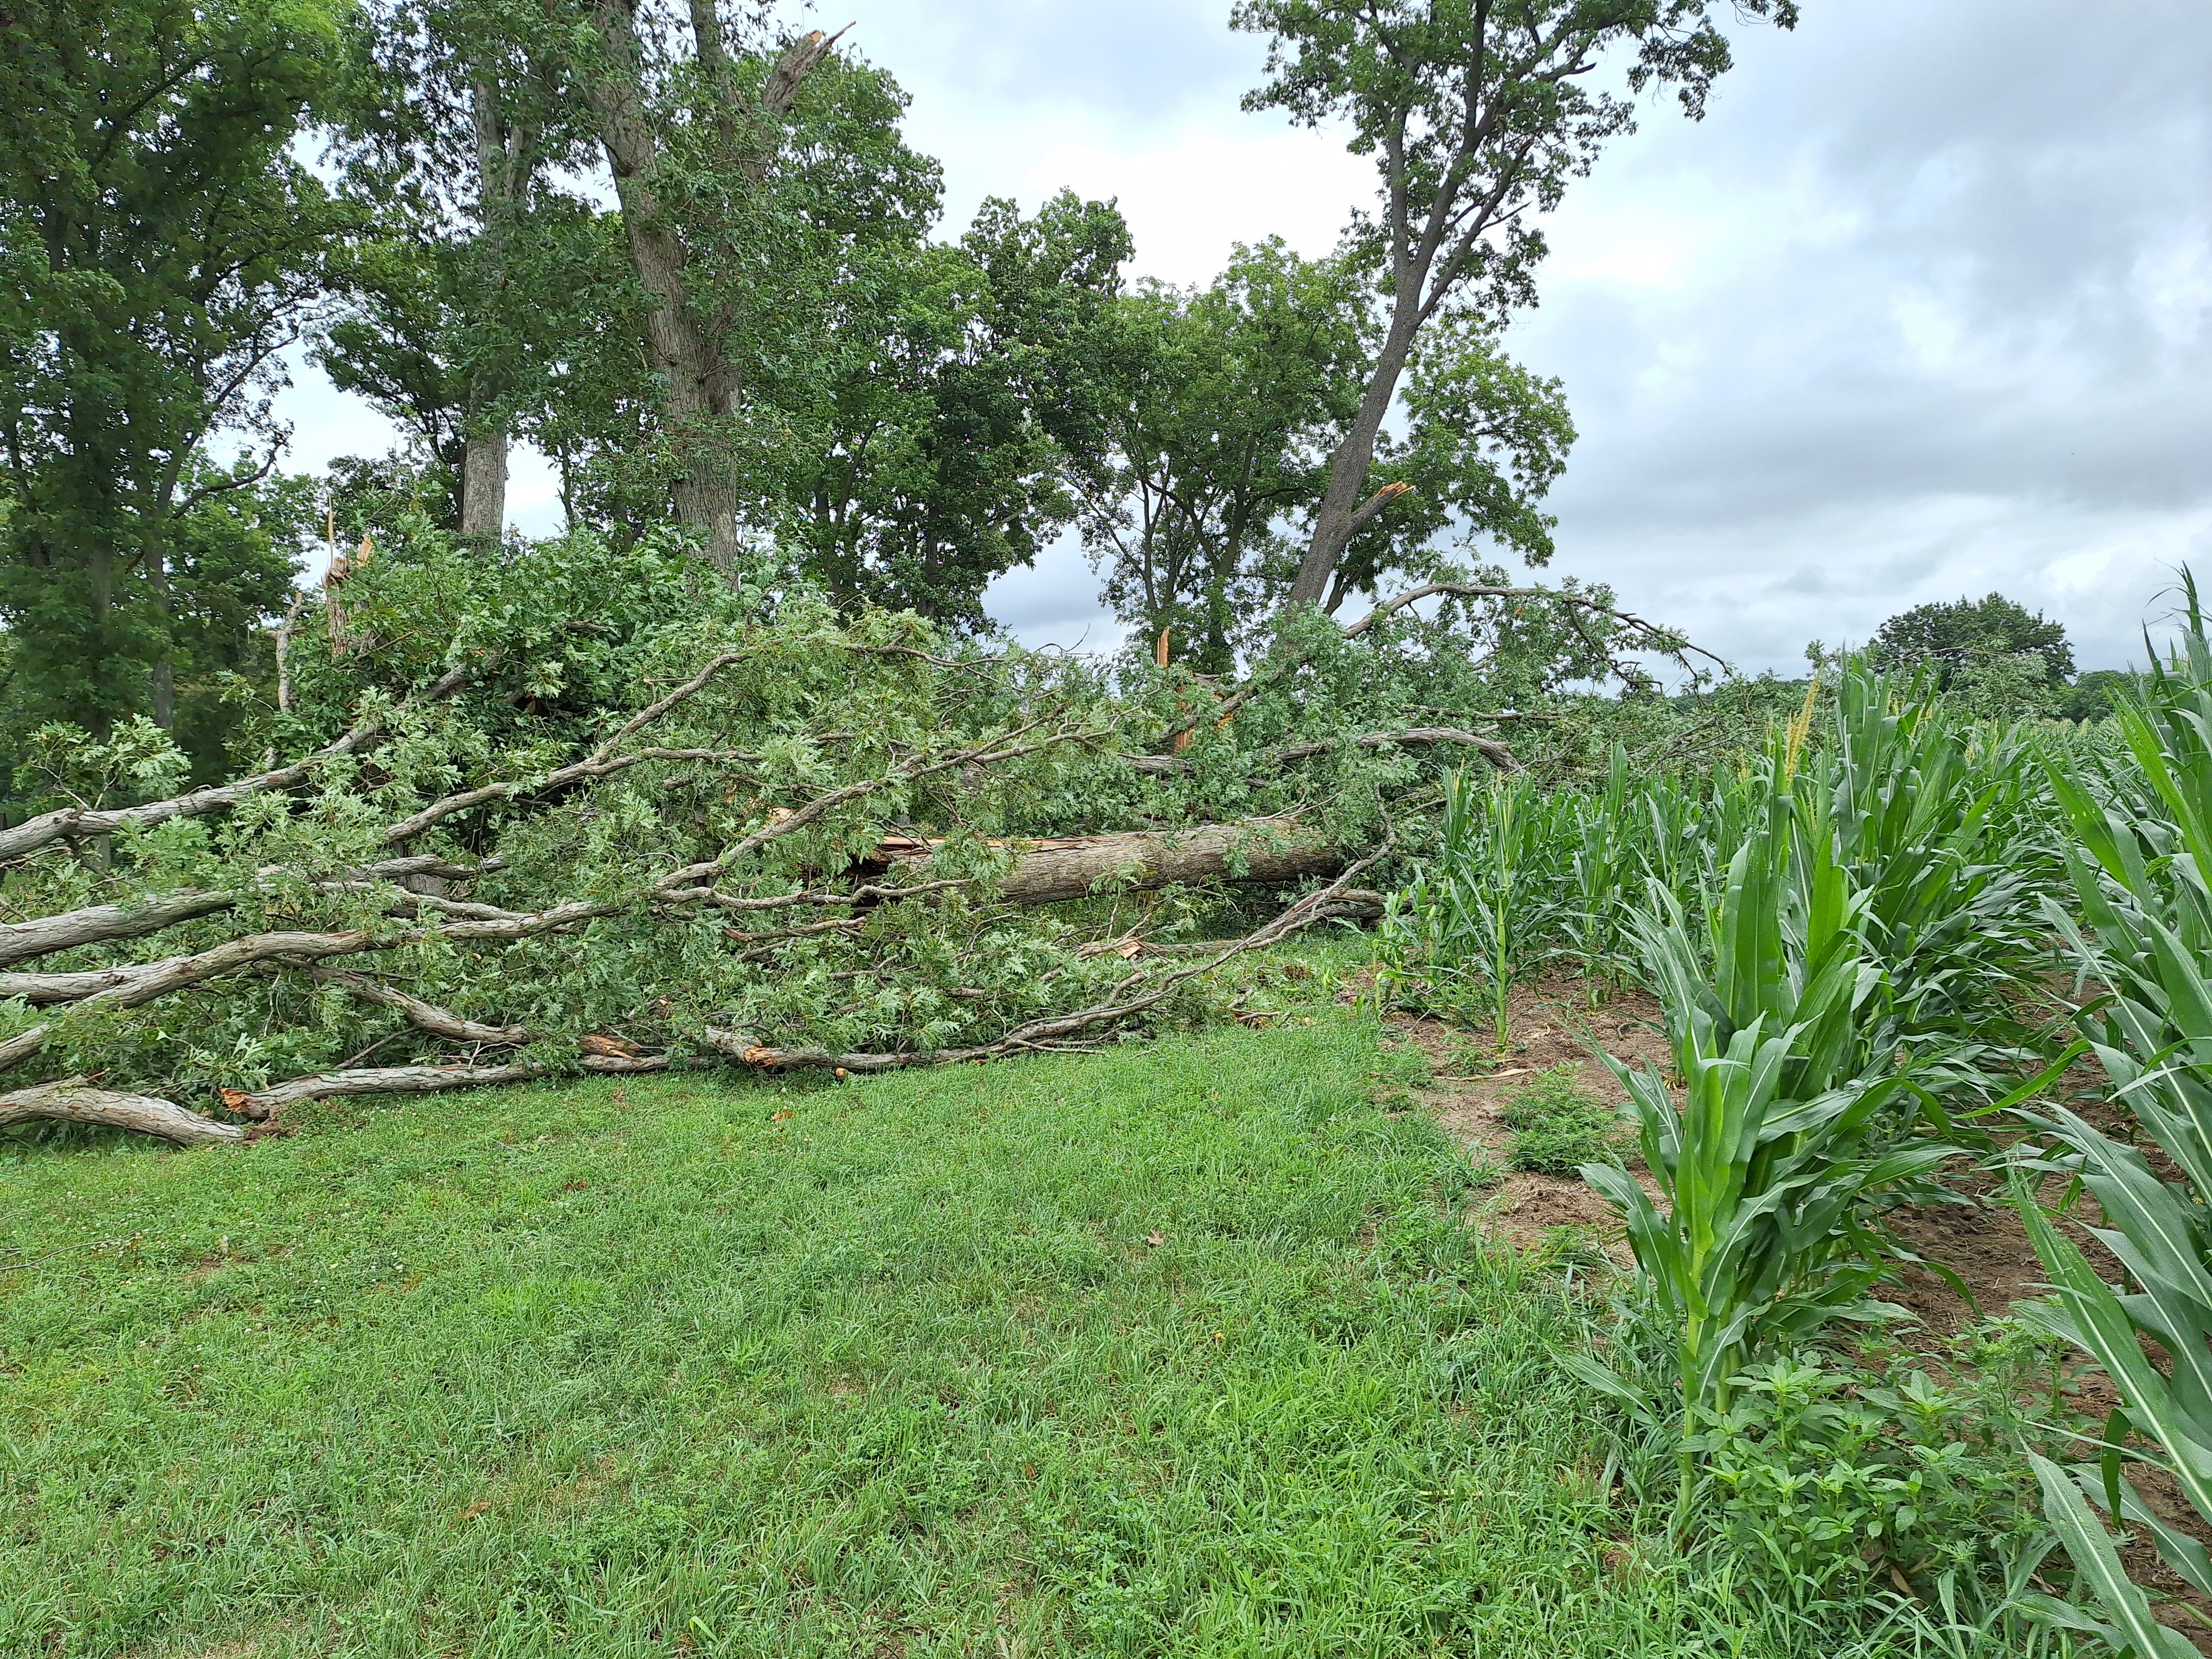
[[1081, 240, 1574, 667], [321, 0, 606, 538], [577, 5, 840, 575], [1083, 241, 1372, 670], [0, 0, 352, 736], [1234, 0, 1798, 614], [1868, 593, 2076, 686], [777, 191, 1131, 625]]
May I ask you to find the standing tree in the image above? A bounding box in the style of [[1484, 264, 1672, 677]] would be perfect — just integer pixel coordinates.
[[0, 0, 353, 741], [1868, 592, 2078, 721], [1082, 240, 1576, 666], [1234, 0, 1799, 616], [776, 191, 1133, 626], [1083, 241, 1372, 671], [320, 0, 613, 539], [575, 5, 860, 576], [1868, 592, 2076, 685]]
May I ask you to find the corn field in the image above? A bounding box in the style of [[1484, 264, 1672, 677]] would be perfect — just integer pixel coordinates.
[[1385, 629, 2212, 1654]]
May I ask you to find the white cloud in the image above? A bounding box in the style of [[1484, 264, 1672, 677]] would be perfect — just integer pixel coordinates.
[[1019, 127, 1369, 287]]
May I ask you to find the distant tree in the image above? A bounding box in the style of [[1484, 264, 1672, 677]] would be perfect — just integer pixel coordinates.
[[2057, 668, 2133, 723], [1079, 241, 1373, 671], [1868, 594, 2076, 686]]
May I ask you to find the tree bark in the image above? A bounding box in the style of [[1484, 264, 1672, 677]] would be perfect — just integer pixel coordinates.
[[585, 0, 743, 575], [237, 1060, 546, 1117], [0, 889, 239, 967], [0, 1079, 245, 1146], [459, 419, 508, 539], [583, 14, 836, 578], [459, 76, 518, 541], [1284, 306, 1422, 612], [876, 820, 1343, 906]]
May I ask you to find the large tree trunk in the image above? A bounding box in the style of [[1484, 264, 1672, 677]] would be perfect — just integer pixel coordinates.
[[877, 820, 1343, 906], [459, 419, 508, 538], [584, 0, 744, 576], [459, 77, 528, 541], [1283, 300, 1422, 613], [582, 12, 835, 579]]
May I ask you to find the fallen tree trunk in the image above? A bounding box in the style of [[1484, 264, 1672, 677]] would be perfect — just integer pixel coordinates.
[[0, 1079, 246, 1146], [706, 848, 1389, 1074], [876, 820, 1343, 907]]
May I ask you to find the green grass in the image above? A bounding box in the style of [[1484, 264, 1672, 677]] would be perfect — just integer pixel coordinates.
[[4, 1014, 1856, 1657]]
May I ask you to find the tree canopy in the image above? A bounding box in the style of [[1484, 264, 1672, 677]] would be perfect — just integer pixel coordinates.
[[1868, 593, 2076, 684], [0, 0, 352, 761]]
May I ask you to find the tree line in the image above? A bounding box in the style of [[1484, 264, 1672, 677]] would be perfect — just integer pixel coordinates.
[[1, 0, 1801, 793]]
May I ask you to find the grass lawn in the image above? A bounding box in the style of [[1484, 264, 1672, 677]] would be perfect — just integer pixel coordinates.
[[4, 1011, 1795, 1658]]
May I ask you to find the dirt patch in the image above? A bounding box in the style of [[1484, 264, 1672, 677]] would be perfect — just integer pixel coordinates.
[[1401, 975, 2094, 1327], [1392, 974, 1669, 1253]]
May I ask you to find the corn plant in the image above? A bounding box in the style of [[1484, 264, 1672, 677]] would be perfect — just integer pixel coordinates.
[[1577, 781, 1960, 1499], [1566, 743, 1641, 1001], [1383, 768, 1569, 1050], [1817, 661, 2052, 1051], [2014, 575, 2212, 1650]]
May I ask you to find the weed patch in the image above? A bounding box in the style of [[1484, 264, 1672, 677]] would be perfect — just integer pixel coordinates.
[[1499, 1063, 1621, 1175]]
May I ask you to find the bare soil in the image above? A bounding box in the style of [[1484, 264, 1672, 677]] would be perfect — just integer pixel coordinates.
[[1387, 975, 1669, 1254]]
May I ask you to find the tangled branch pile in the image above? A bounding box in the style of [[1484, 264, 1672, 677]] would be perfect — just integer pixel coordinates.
[[0, 529, 1708, 1145]]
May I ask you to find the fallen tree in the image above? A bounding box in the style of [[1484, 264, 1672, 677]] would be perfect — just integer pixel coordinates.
[[0, 530, 1711, 1144]]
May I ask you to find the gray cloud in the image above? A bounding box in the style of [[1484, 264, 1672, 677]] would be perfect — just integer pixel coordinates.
[[1504, 0, 2212, 671]]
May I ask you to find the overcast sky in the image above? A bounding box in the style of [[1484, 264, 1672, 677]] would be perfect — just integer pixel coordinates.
[[280, 0, 2212, 674]]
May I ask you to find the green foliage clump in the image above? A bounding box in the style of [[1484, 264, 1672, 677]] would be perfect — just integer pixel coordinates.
[[1868, 592, 2076, 687], [0, 0, 343, 752], [2, 520, 1705, 1121], [1688, 1343, 2064, 1628], [1498, 1063, 1617, 1175]]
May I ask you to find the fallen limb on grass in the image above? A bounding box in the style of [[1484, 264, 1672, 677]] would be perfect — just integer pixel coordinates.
[[0, 1079, 245, 1146], [702, 850, 1388, 1075], [232, 1050, 677, 1117]]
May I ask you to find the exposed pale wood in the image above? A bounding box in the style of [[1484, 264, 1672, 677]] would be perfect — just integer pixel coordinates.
[[0, 1079, 245, 1146]]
